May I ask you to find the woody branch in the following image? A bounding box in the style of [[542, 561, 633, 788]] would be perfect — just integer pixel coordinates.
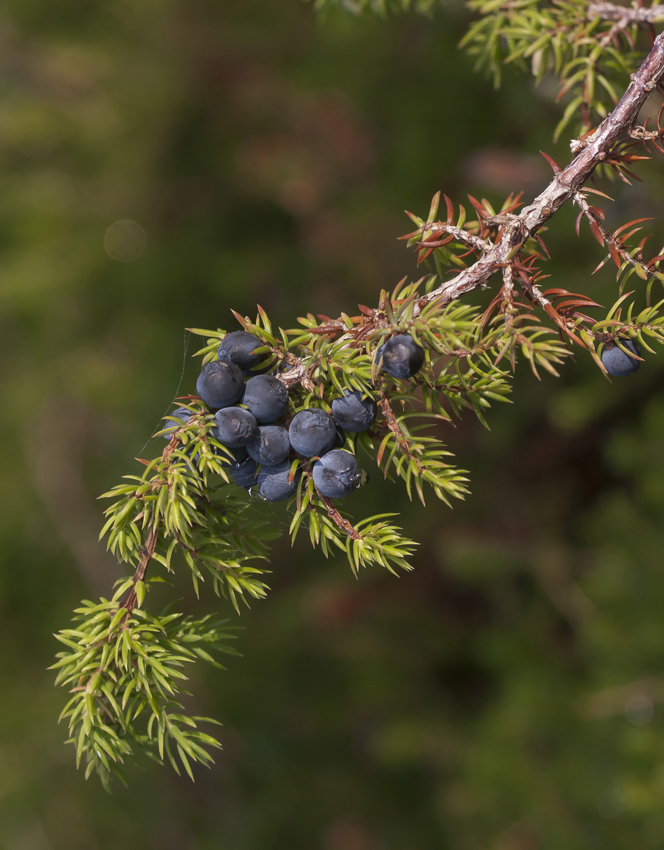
[[588, 2, 664, 24], [414, 31, 664, 317]]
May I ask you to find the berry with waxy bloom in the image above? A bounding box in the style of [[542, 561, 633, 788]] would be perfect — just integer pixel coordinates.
[[214, 407, 259, 448], [602, 338, 641, 377], [289, 408, 337, 457], [313, 450, 362, 499], [217, 331, 264, 371], [196, 360, 244, 409], [331, 390, 377, 433], [242, 375, 289, 424], [247, 425, 291, 466], [257, 459, 300, 502], [377, 334, 425, 379]]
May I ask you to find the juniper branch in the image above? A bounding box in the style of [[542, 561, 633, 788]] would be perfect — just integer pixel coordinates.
[[588, 2, 664, 24], [415, 32, 664, 319]]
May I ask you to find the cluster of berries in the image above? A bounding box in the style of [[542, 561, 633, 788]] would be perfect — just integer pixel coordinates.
[[164, 331, 425, 503], [601, 338, 641, 377]]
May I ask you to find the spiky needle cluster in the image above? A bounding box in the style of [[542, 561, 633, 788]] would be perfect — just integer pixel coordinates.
[[54, 0, 664, 786]]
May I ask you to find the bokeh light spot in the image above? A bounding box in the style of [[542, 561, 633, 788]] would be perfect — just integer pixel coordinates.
[[625, 694, 654, 726], [104, 220, 146, 262]]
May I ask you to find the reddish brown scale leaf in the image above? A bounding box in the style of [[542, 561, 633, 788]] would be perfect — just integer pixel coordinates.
[[637, 235, 650, 257], [480, 293, 504, 330], [521, 255, 541, 269], [467, 195, 488, 219], [376, 438, 388, 468], [542, 303, 587, 348], [616, 227, 645, 244], [647, 254, 664, 268], [620, 167, 641, 183], [540, 151, 561, 173], [556, 298, 602, 311], [420, 236, 455, 248], [542, 288, 572, 298], [575, 210, 584, 237], [231, 310, 249, 329], [592, 255, 611, 274], [549, 292, 600, 306], [622, 153, 651, 163], [608, 163, 630, 184], [398, 229, 422, 241], [613, 218, 653, 237], [309, 326, 342, 336], [503, 192, 524, 213], [533, 234, 551, 258], [587, 206, 605, 220], [609, 244, 622, 268], [444, 195, 454, 225], [590, 221, 606, 246], [583, 187, 615, 201], [358, 305, 374, 316]]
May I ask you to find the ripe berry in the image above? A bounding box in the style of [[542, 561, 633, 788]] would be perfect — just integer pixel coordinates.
[[289, 408, 337, 457], [243, 375, 289, 424], [377, 334, 425, 379], [247, 425, 291, 466], [214, 407, 259, 448], [162, 407, 192, 438], [602, 338, 641, 377], [228, 454, 258, 490], [196, 360, 244, 409], [217, 331, 264, 371], [257, 459, 300, 502], [312, 450, 362, 499], [331, 390, 377, 433]]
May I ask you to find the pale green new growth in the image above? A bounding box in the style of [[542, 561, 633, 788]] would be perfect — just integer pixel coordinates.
[[53, 596, 237, 789]]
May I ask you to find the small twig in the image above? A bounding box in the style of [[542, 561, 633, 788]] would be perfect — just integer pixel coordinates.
[[574, 190, 658, 280], [117, 431, 185, 616], [377, 392, 423, 474], [319, 495, 362, 540], [419, 223, 492, 253], [120, 525, 159, 615]]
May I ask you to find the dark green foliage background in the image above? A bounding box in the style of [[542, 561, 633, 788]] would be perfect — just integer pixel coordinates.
[[2, 0, 664, 846]]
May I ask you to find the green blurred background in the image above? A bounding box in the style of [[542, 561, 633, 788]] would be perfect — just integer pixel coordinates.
[[2, 1, 664, 847]]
